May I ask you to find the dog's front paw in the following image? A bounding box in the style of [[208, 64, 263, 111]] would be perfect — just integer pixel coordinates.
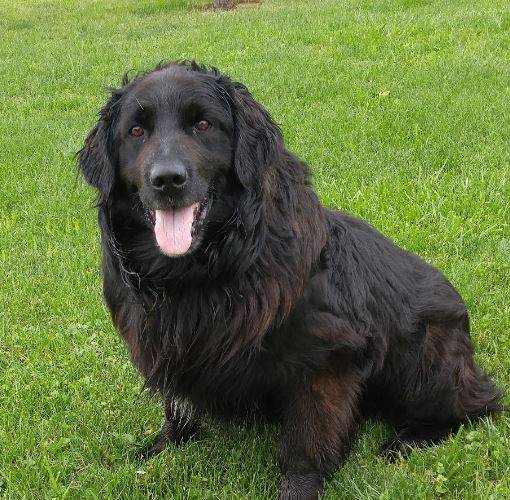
[[139, 431, 170, 460], [140, 418, 200, 460], [279, 473, 324, 500]]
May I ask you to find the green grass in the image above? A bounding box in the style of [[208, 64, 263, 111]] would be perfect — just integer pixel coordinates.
[[1, 0, 510, 497]]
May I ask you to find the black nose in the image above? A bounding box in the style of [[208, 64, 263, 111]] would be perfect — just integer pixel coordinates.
[[150, 163, 188, 191]]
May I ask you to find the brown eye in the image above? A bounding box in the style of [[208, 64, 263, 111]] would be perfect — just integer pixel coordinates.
[[194, 120, 211, 132], [129, 125, 144, 138]]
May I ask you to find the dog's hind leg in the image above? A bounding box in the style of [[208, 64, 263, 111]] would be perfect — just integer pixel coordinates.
[[381, 424, 455, 459], [142, 395, 200, 459], [382, 317, 502, 459]]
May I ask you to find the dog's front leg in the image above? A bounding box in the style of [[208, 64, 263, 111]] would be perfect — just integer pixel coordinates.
[[277, 370, 361, 499], [143, 395, 200, 458]]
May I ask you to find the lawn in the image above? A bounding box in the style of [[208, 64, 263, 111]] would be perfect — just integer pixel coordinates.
[[1, 0, 510, 497]]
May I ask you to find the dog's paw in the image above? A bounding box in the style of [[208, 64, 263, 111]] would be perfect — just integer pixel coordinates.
[[139, 432, 170, 460], [380, 432, 423, 461], [279, 473, 324, 500], [380, 436, 408, 461], [139, 419, 200, 460]]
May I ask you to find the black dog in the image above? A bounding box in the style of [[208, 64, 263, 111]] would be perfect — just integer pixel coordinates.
[[79, 61, 502, 499]]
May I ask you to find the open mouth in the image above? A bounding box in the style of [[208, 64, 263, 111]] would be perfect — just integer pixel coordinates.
[[145, 196, 210, 257]]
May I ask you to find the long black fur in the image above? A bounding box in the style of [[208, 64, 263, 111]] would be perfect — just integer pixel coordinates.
[[79, 61, 502, 499]]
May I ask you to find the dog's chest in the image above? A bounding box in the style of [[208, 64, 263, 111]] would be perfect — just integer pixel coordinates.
[[139, 296, 277, 402]]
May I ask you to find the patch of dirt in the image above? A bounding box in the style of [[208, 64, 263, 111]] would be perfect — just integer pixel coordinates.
[[236, 1, 261, 7], [198, 0, 261, 11]]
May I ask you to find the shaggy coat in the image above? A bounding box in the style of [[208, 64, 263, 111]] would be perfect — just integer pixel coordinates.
[[79, 61, 502, 499]]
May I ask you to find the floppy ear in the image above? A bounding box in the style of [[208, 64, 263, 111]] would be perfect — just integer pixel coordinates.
[[229, 82, 283, 189], [78, 92, 122, 203]]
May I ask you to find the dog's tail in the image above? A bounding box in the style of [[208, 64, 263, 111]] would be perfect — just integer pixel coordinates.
[[455, 357, 504, 422]]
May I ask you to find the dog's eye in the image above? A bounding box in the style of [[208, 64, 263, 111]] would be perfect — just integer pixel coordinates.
[[194, 120, 211, 132], [129, 125, 144, 138]]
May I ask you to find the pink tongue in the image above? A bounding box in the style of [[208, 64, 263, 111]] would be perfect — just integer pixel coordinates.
[[154, 204, 198, 256]]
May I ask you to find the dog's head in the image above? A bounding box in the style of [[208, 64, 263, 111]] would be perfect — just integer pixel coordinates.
[[79, 61, 282, 258]]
